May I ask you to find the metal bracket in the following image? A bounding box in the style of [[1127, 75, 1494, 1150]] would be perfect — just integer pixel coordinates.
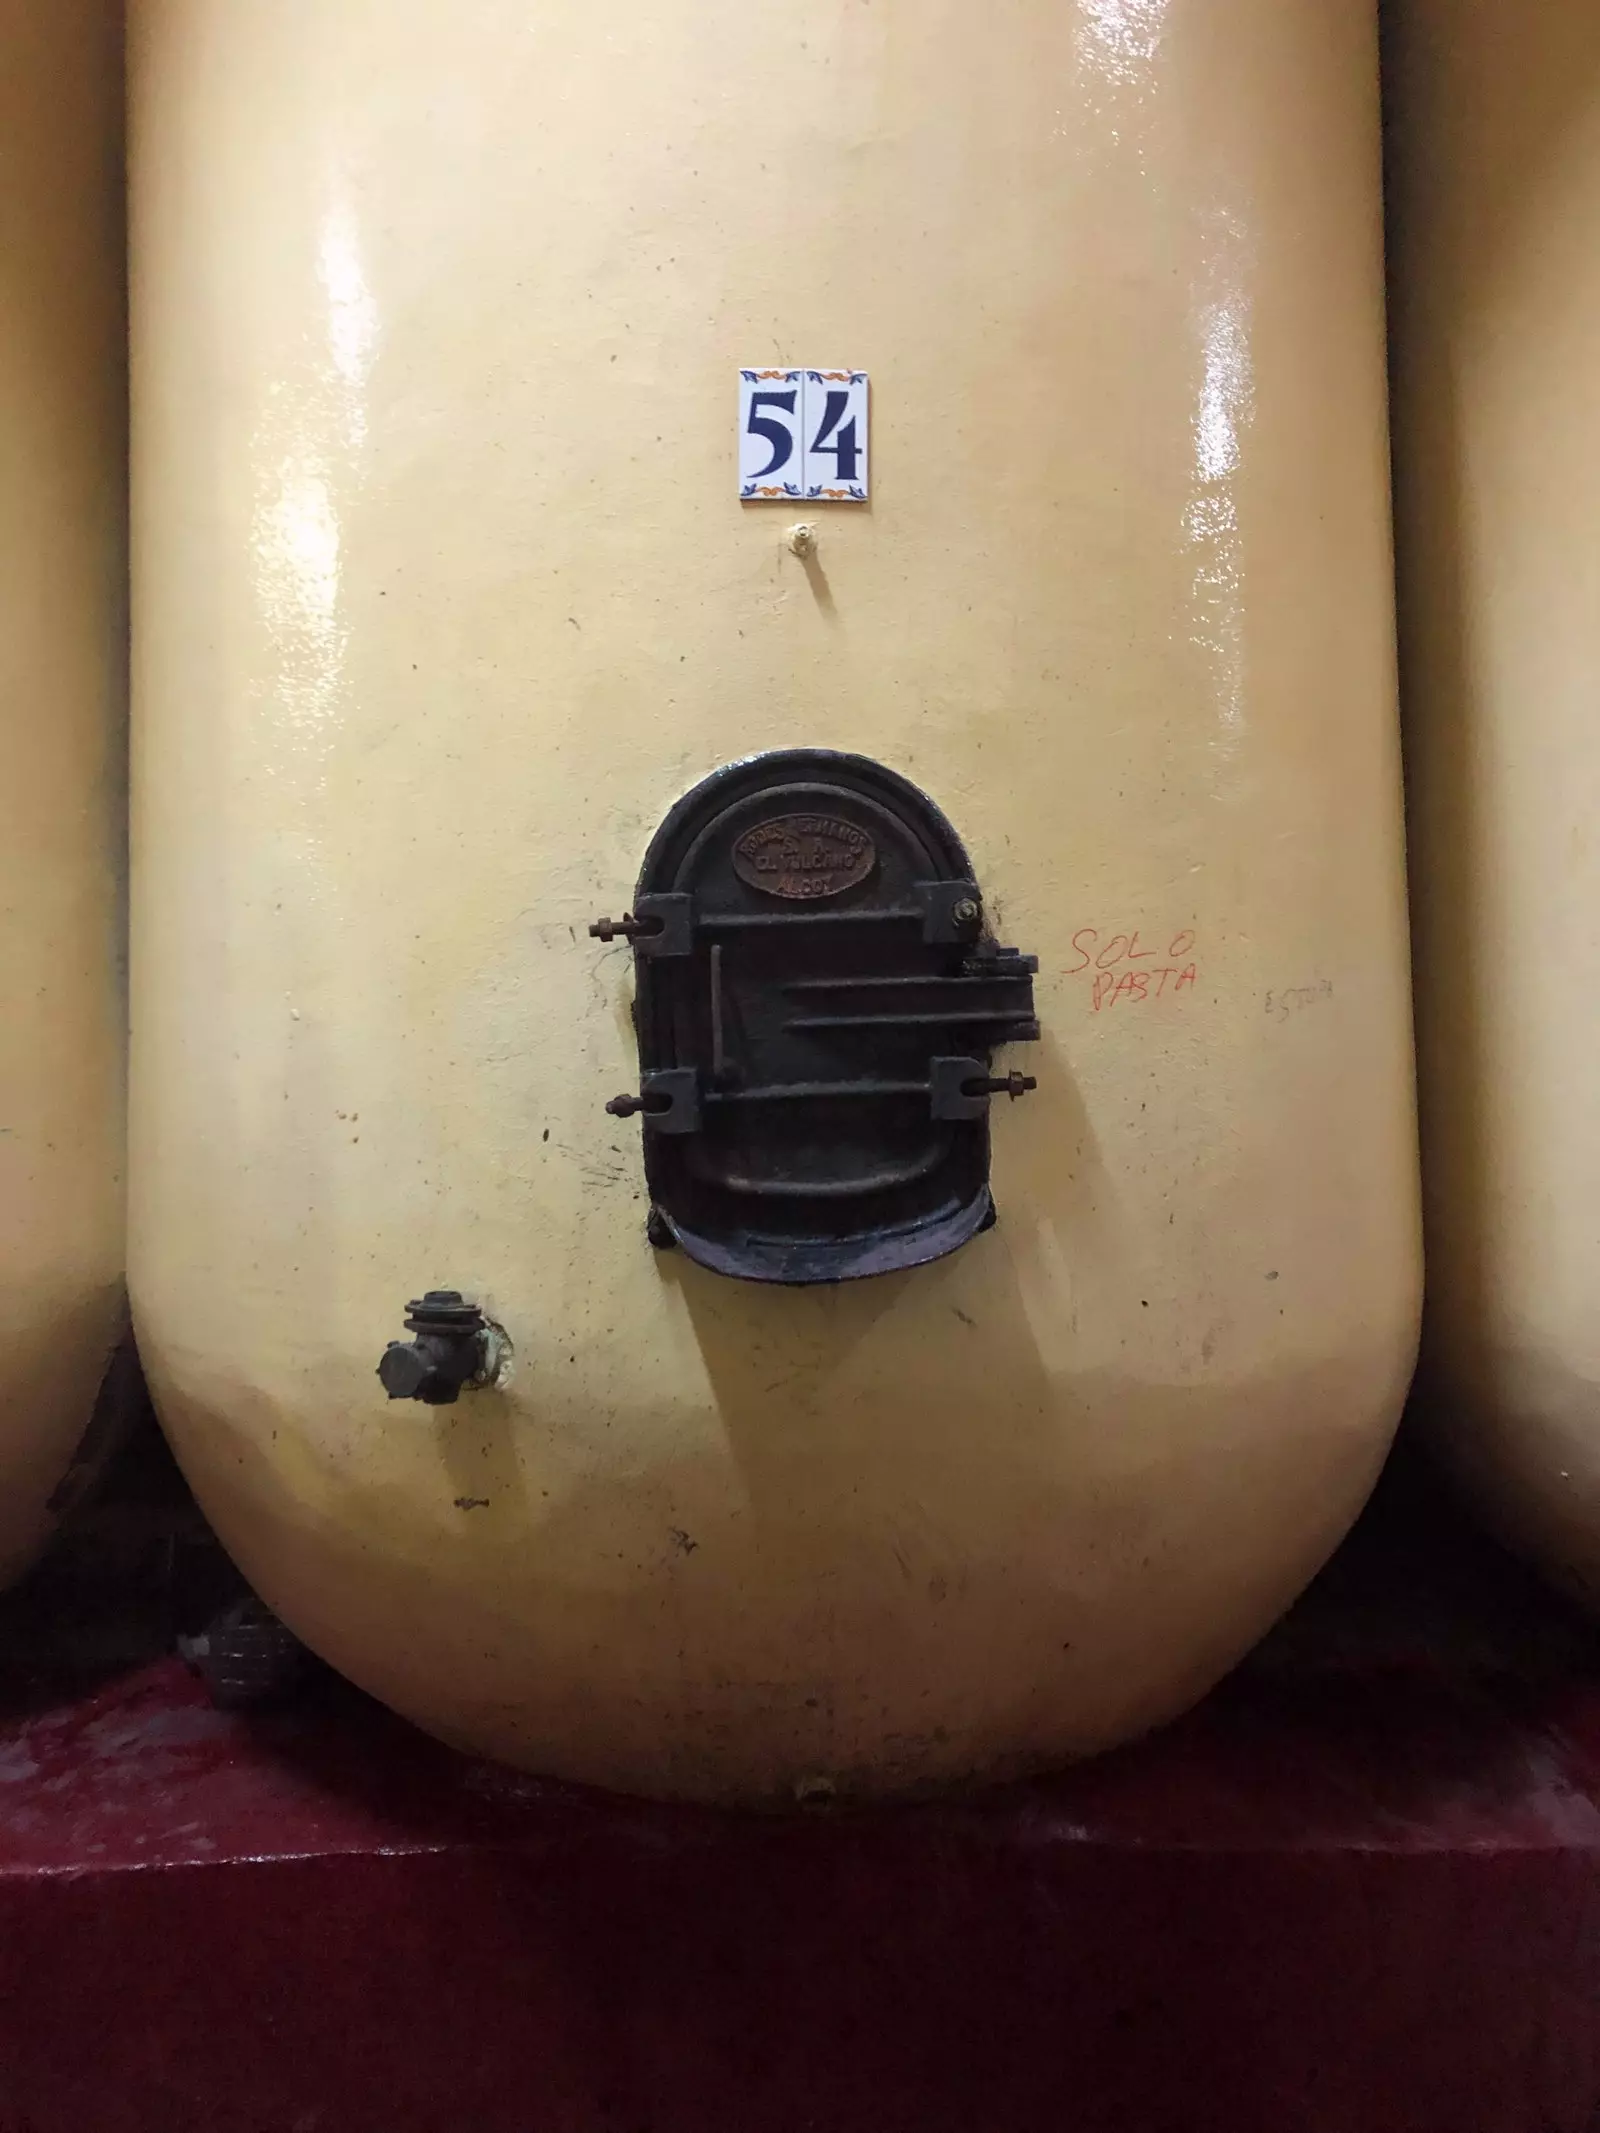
[[929, 1056, 1038, 1120], [607, 1067, 702, 1134], [589, 895, 694, 957], [916, 880, 985, 945]]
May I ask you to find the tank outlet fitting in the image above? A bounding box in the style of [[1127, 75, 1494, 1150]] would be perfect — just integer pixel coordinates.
[[378, 1290, 493, 1405]]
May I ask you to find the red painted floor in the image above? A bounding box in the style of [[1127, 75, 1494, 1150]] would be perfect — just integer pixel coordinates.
[[0, 1445, 1596, 2133]]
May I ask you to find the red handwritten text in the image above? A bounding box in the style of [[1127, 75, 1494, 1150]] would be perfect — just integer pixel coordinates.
[[1065, 928, 1199, 1012]]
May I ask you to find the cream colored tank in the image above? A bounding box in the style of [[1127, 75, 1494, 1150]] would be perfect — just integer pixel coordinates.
[[1389, 3, 1600, 1607], [129, 0, 1419, 1801], [0, 0, 127, 1588]]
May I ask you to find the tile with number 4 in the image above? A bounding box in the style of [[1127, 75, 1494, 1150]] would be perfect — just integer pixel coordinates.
[[801, 369, 868, 502]]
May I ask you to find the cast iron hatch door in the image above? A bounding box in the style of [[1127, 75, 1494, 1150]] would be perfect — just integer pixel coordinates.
[[591, 749, 1039, 1284]]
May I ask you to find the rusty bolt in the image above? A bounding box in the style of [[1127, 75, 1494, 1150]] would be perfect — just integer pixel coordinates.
[[963, 1071, 1037, 1101]]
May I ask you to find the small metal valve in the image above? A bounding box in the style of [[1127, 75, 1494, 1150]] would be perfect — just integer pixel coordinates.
[[378, 1290, 491, 1406]]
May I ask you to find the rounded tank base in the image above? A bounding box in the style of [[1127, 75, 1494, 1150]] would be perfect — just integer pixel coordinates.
[[1418, 1348, 1600, 1619], [142, 1336, 1411, 1804]]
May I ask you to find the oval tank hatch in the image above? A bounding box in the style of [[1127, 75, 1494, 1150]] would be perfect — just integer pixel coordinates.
[[590, 749, 1040, 1284]]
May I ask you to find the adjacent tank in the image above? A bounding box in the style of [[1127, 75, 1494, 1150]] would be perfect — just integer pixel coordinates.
[[1389, 2, 1600, 1606], [129, 0, 1419, 1801], [0, 0, 127, 1587]]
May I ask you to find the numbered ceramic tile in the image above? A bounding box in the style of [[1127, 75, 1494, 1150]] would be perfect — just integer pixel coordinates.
[[802, 368, 868, 501], [738, 368, 869, 502], [738, 369, 806, 501]]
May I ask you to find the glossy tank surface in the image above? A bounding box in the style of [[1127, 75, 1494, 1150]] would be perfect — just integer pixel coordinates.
[[0, 0, 127, 1586], [1389, 0, 1600, 1608], [130, 0, 1418, 1800]]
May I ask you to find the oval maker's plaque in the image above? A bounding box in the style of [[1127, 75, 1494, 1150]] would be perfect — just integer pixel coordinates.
[[732, 814, 877, 901]]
